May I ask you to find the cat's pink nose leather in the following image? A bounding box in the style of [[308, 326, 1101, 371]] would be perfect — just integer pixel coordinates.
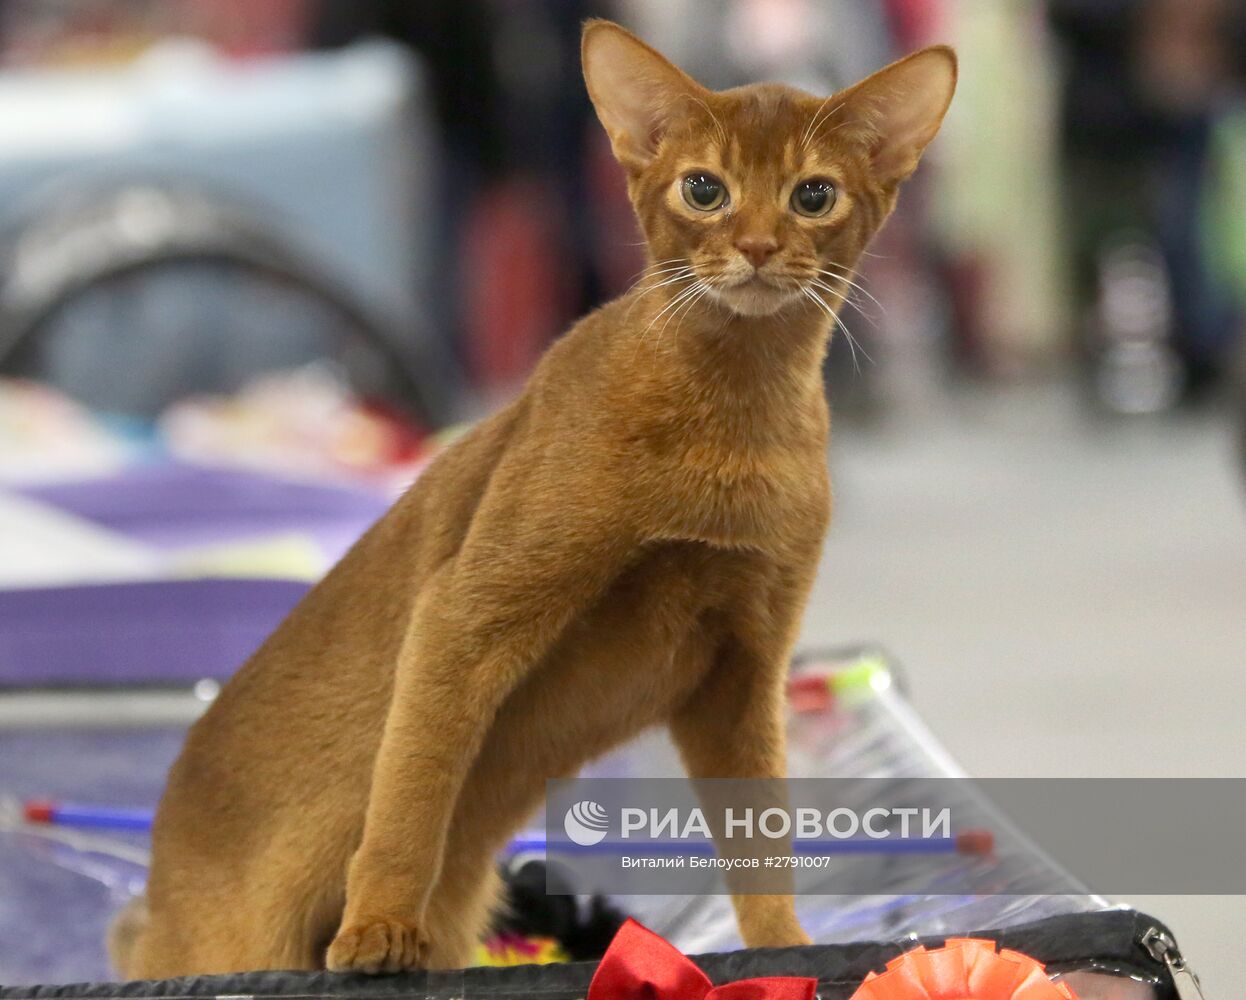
[[735, 235, 779, 269]]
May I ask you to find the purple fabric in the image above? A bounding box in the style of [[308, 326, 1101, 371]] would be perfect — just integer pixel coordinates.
[[18, 462, 388, 558], [0, 578, 309, 686]]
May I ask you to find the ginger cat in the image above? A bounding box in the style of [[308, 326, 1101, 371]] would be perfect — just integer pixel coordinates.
[[112, 21, 955, 978]]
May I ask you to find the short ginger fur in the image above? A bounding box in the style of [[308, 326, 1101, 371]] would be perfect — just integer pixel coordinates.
[[114, 20, 955, 977]]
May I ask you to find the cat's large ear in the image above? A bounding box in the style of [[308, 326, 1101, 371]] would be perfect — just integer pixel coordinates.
[[837, 45, 957, 186], [582, 19, 706, 170]]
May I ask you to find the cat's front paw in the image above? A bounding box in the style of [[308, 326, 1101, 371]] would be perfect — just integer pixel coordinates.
[[326, 916, 428, 973]]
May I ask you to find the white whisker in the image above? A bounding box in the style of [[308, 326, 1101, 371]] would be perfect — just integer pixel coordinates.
[[802, 286, 872, 373], [800, 95, 836, 150], [801, 99, 845, 151], [808, 278, 878, 330], [627, 258, 691, 283], [634, 269, 696, 291], [634, 279, 707, 364], [645, 280, 705, 336], [816, 267, 886, 313], [810, 118, 853, 146], [657, 279, 713, 347], [623, 257, 702, 297], [686, 95, 729, 148], [626, 270, 697, 330]]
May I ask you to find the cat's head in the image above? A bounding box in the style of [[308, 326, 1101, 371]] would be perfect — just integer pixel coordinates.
[[582, 21, 956, 318]]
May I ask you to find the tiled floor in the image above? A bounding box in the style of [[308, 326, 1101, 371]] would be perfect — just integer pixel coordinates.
[[805, 381, 1246, 994]]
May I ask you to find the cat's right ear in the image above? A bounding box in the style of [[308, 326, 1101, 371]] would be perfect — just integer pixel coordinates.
[[582, 20, 704, 170]]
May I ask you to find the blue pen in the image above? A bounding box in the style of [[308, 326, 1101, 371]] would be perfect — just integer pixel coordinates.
[[504, 831, 991, 856], [24, 800, 155, 832], [24, 802, 992, 856]]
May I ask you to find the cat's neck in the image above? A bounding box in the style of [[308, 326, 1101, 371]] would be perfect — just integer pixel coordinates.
[[623, 285, 831, 401], [611, 284, 834, 446]]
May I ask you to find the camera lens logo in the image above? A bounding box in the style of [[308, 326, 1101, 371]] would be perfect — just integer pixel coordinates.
[[563, 800, 609, 846]]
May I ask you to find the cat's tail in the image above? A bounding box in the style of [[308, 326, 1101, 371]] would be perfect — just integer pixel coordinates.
[[107, 895, 148, 978]]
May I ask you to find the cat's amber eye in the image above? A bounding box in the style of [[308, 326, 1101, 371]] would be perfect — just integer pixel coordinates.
[[791, 178, 836, 218], [681, 173, 727, 211]]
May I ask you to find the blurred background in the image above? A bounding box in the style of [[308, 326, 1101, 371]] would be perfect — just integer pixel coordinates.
[[0, 0, 1243, 992]]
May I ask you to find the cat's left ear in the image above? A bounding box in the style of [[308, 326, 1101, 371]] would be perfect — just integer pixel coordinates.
[[582, 19, 706, 170], [838, 45, 957, 186]]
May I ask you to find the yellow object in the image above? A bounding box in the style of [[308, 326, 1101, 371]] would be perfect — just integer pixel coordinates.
[[474, 934, 569, 967], [171, 534, 326, 581]]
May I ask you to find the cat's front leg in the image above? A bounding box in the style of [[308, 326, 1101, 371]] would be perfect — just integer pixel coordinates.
[[669, 635, 810, 948], [326, 493, 636, 973]]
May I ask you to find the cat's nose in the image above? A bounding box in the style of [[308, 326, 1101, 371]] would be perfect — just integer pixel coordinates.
[[734, 235, 780, 269]]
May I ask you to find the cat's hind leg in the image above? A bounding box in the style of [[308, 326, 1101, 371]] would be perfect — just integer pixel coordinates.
[[122, 847, 345, 977], [107, 896, 149, 979], [420, 856, 504, 969]]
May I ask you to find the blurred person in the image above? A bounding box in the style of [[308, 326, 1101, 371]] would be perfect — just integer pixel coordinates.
[[920, 2, 1067, 378], [307, 1, 506, 391], [310, 1, 617, 399], [1049, 0, 1246, 409]]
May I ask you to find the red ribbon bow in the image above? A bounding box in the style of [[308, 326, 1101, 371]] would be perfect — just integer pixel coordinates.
[[587, 919, 818, 1000]]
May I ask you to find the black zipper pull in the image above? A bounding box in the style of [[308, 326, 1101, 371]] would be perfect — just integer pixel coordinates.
[[1141, 926, 1207, 1000]]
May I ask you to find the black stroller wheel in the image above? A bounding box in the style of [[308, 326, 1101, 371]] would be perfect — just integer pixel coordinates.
[[0, 181, 454, 427]]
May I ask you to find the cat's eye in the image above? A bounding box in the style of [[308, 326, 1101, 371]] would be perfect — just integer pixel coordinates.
[[681, 173, 727, 211], [791, 178, 836, 218]]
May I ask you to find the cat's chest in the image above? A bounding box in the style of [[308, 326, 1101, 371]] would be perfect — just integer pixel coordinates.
[[644, 439, 829, 550]]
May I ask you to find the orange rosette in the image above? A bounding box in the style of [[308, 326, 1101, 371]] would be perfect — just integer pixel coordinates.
[[850, 938, 1080, 1000]]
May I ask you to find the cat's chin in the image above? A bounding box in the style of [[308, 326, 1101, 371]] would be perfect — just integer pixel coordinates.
[[709, 281, 798, 318]]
